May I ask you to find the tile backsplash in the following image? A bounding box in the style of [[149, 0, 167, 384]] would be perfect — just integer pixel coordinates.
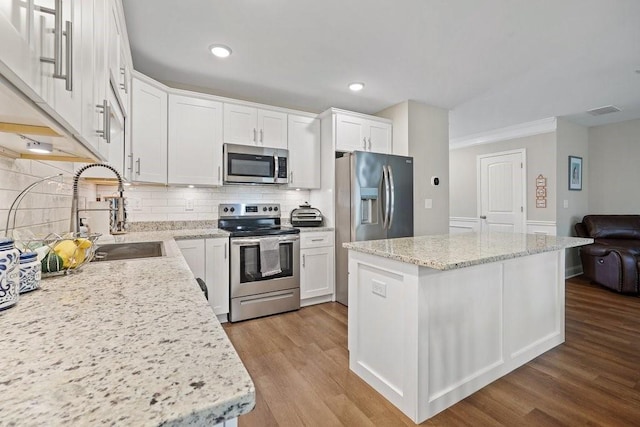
[[0, 158, 96, 238], [96, 184, 312, 223]]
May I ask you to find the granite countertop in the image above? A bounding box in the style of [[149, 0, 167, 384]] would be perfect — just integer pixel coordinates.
[[0, 229, 254, 426], [343, 232, 593, 270]]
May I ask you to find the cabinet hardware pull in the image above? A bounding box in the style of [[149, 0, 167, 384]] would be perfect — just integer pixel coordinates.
[[311, 238, 323, 242], [37, 0, 72, 91], [362, 137, 367, 150], [480, 215, 487, 219], [136, 158, 141, 175], [127, 154, 133, 172], [63, 20, 72, 91], [218, 166, 221, 183], [96, 100, 110, 143], [253, 128, 257, 143], [119, 67, 128, 93], [368, 137, 372, 150], [289, 171, 293, 184], [260, 129, 264, 143], [302, 254, 306, 267], [224, 243, 228, 259]]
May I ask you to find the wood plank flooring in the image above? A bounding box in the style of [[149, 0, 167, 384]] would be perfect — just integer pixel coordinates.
[[222, 276, 640, 426]]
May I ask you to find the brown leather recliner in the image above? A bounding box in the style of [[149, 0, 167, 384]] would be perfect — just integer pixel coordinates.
[[575, 215, 640, 295]]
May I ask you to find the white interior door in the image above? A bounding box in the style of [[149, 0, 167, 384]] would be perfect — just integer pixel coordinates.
[[478, 150, 526, 233]]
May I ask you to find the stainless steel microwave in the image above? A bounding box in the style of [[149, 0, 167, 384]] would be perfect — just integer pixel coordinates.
[[223, 143, 289, 184]]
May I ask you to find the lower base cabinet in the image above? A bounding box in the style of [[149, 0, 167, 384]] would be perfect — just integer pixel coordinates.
[[300, 231, 335, 304], [177, 237, 229, 319]]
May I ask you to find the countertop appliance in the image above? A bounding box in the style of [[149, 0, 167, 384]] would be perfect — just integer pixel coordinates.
[[290, 203, 323, 227], [335, 151, 414, 306], [218, 203, 300, 322], [223, 143, 289, 185]]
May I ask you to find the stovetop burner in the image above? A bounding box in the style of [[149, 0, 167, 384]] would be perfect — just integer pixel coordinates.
[[218, 203, 300, 237]]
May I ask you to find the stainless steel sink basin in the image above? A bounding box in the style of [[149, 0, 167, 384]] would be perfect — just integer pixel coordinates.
[[92, 241, 164, 262]]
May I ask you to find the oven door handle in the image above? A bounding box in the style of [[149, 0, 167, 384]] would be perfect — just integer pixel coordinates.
[[231, 236, 299, 246]]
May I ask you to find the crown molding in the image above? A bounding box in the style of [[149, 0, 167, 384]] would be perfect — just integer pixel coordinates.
[[450, 117, 557, 150]]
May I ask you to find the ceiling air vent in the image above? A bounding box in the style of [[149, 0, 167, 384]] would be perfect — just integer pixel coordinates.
[[587, 105, 621, 116]]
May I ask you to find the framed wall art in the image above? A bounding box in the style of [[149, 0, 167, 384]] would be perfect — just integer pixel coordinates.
[[568, 156, 582, 191]]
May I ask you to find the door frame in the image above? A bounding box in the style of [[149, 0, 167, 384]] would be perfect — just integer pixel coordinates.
[[476, 149, 527, 233]]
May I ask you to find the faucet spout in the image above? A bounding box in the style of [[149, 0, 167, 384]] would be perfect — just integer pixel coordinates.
[[71, 164, 127, 235]]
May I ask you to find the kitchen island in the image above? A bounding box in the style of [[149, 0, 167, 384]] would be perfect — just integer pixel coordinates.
[[344, 232, 592, 423], [0, 230, 254, 426]]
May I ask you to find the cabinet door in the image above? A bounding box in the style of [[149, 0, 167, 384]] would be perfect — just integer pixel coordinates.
[[177, 239, 206, 281], [288, 115, 320, 189], [367, 120, 392, 154], [205, 238, 230, 316], [168, 94, 223, 186], [257, 109, 287, 149], [301, 246, 334, 300], [131, 77, 167, 183], [336, 114, 367, 152], [223, 103, 257, 146]]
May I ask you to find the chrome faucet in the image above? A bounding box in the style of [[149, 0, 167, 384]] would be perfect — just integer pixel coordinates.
[[71, 164, 128, 235]]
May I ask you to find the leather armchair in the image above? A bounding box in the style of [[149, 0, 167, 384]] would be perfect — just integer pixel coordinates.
[[575, 215, 640, 295]]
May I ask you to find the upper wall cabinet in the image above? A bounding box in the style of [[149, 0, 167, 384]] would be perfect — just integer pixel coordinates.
[[336, 113, 392, 154], [131, 76, 167, 184], [288, 114, 320, 189], [223, 103, 287, 149], [168, 94, 223, 186]]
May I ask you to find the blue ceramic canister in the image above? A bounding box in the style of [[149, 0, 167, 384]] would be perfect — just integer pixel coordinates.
[[0, 239, 20, 310], [19, 252, 41, 294]]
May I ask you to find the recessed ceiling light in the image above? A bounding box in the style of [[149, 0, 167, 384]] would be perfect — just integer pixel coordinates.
[[349, 82, 365, 92], [209, 44, 232, 58]]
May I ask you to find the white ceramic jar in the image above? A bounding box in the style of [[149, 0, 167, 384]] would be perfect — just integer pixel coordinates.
[[19, 252, 41, 294], [0, 239, 20, 310]]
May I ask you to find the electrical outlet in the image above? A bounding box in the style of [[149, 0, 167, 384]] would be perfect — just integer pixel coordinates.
[[372, 280, 387, 298], [563, 199, 569, 209], [185, 199, 194, 211]]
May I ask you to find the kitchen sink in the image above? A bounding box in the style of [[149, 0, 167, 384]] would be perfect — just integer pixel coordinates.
[[92, 241, 165, 262]]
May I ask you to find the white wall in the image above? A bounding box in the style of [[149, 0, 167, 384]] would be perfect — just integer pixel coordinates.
[[588, 118, 640, 214], [0, 158, 95, 238], [377, 100, 450, 236], [449, 132, 557, 222], [555, 119, 588, 276], [97, 184, 311, 223]]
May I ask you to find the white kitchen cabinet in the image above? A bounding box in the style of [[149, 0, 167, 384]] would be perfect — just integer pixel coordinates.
[[224, 103, 287, 149], [205, 238, 230, 316], [131, 75, 167, 184], [177, 238, 230, 319], [176, 239, 206, 281], [168, 94, 223, 186], [300, 231, 334, 304], [336, 113, 392, 154], [287, 115, 320, 189]]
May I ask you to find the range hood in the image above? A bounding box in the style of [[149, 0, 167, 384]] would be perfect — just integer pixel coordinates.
[[0, 74, 97, 162]]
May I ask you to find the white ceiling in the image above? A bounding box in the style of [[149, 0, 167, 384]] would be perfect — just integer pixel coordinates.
[[121, 0, 640, 139]]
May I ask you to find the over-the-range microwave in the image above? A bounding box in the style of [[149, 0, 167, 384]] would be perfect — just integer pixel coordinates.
[[223, 143, 289, 185]]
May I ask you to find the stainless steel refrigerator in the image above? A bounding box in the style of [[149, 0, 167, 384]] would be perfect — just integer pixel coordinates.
[[335, 151, 414, 306]]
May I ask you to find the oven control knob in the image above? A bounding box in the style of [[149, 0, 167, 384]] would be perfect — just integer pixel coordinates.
[[268, 207, 273, 211], [230, 207, 235, 213], [263, 207, 267, 212], [274, 207, 279, 212], [223, 207, 229, 212]]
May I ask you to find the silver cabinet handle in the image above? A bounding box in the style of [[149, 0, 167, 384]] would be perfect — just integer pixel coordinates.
[[260, 129, 264, 143], [232, 236, 299, 245], [302, 254, 306, 267], [480, 215, 487, 219], [289, 170, 293, 184], [136, 157, 141, 175], [218, 166, 221, 184], [368, 137, 372, 150], [224, 242, 227, 259], [37, 0, 72, 90], [362, 137, 367, 150], [119, 67, 128, 93], [253, 128, 257, 143], [311, 238, 324, 242], [127, 154, 133, 172], [96, 99, 110, 143]]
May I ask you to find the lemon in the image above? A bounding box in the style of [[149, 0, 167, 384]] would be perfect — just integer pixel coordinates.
[[53, 240, 86, 268]]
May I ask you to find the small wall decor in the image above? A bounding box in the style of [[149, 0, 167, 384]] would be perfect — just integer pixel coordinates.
[[535, 174, 547, 208], [568, 156, 582, 191]]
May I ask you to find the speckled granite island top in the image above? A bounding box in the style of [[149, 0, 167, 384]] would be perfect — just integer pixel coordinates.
[[0, 230, 254, 426], [344, 232, 593, 270]]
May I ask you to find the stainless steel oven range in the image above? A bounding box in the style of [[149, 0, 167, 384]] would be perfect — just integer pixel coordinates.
[[218, 203, 300, 322]]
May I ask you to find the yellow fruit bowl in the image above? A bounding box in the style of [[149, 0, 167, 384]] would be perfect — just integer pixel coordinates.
[[19, 232, 102, 277]]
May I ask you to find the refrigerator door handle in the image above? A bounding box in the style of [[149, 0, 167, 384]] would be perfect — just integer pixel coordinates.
[[381, 165, 391, 229], [387, 165, 395, 229]]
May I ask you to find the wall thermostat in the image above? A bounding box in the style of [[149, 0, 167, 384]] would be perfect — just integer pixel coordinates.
[[431, 176, 440, 186]]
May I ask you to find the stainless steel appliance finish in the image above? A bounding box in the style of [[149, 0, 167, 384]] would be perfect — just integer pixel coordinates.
[[223, 143, 289, 184], [290, 203, 323, 227], [219, 203, 301, 322], [335, 151, 414, 306]]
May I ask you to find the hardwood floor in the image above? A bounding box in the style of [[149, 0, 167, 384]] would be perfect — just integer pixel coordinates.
[[223, 276, 640, 426]]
